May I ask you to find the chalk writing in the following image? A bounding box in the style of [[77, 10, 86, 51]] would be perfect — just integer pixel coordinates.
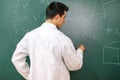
[[40, 0, 69, 5], [106, 27, 120, 37], [91, 0, 106, 18], [91, 0, 96, 18], [14, 0, 19, 8], [107, 27, 114, 34], [13, 10, 19, 22], [23, 0, 30, 8], [115, 28, 120, 37], [102, 0, 106, 18], [103, 41, 120, 65], [33, 16, 38, 23], [40, 0, 50, 4], [104, 0, 115, 5], [13, 23, 19, 34]]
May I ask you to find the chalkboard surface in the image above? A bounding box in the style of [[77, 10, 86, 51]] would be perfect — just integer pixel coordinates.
[[0, 0, 120, 80]]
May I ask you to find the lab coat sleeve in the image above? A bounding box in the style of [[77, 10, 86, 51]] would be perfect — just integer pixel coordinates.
[[11, 34, 30, 80], [62, 37, 83, 71]]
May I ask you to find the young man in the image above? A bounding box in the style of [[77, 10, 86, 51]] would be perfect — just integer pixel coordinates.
[[11, 1, 85, 80]]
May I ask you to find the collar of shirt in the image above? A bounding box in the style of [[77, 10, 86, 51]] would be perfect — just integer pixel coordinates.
[[43, 22, 58, 30]]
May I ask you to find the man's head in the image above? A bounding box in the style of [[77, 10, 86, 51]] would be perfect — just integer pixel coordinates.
[[46, 1, 69, 29]]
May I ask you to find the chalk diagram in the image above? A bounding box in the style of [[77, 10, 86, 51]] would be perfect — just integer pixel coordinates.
[[103, 41, 120, 65]]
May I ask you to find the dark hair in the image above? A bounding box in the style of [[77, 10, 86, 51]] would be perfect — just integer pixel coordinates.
[[46, 1, 69, 19]]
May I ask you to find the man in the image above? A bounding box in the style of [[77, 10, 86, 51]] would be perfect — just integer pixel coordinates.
[[11, 1, 85, 80]]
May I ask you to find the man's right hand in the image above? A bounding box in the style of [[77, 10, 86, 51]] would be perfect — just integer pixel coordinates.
[[78, 44, 85, 52]]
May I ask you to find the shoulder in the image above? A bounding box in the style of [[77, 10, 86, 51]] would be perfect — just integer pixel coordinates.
[[58, 31, 72, 44]]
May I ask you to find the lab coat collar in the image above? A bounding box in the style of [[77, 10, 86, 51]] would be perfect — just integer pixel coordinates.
[[43, 22, 58, 30]]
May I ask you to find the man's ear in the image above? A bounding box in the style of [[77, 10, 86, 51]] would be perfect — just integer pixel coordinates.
[[54, 14, 60, 26], [55, 14, 60, 20]]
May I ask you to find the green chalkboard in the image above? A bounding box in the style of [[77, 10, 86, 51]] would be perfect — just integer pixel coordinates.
[[0, 0, 120, 80]]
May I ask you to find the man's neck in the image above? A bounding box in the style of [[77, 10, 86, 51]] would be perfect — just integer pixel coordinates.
[[45, 19, 60, 29], [46, 19, 57, 26]]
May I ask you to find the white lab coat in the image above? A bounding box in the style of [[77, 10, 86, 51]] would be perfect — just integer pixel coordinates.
[[11, 22, 83, 80]]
